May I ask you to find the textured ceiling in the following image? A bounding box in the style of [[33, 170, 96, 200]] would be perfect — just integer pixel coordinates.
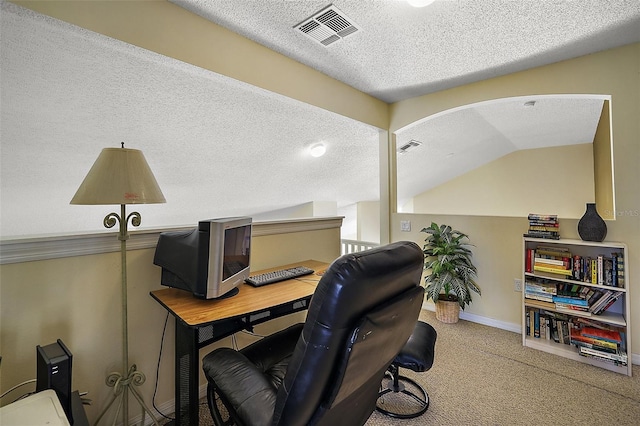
[[173, 0, 640, 103], [1, 1, 639, 237]]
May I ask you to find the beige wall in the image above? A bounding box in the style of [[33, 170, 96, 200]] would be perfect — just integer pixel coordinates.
[[357, 201, 381, 243], [594, 100, 615, 219], [410, 144, 595, 218], [0, 221, 341, 423], [391, 43, 640, 357]]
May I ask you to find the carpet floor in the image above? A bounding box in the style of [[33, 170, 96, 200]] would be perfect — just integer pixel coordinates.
[[169, 310, 640, 425]]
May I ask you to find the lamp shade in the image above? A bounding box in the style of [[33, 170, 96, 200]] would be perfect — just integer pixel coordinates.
[[70, 147, 166, 205]]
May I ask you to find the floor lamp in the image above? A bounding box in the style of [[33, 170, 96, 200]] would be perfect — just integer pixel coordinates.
[[71, 144, 165, 425]]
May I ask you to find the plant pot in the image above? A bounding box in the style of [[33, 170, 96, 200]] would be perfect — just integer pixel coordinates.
[[435, 300, 460, 323]]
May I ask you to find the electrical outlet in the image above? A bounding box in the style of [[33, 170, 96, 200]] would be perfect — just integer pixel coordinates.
[[400, 220, 411, 232], [514, 278, 523, 292]]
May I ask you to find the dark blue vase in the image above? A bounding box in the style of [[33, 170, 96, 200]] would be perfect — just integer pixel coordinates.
[[577, 203, 607, 242]]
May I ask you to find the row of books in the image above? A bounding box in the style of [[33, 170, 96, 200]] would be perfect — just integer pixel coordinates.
[[526, 244, 572, 276], [525, 278, 624, 316], [572, 326, 628, 366], [526, 308, 627, 366], [526, 307, 571, 343], [572, 253, 625, 287], [525, 246, 625, 288], [523, 213, 560, 240]]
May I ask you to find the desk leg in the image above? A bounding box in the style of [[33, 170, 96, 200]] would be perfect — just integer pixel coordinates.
[[174, 319, 199, 426]]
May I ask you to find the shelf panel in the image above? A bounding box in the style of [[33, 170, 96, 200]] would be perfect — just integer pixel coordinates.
[[524, 272, 627, 292], [524, 299, 627, 327], [523, 237, 626, 249], [524, 337, 629, 375]]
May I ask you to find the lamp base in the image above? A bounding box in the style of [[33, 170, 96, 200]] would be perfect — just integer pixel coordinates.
[[95, 364, 159, 426]]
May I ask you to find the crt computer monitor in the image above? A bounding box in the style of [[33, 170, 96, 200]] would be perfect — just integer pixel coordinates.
[[153, 217, 252, 299]]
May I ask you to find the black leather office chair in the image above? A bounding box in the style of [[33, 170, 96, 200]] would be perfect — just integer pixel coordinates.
[[202, 241, 425, 426]]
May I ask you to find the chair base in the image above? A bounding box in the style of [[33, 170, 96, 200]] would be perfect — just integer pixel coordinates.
[[376, 373, 429, 419]]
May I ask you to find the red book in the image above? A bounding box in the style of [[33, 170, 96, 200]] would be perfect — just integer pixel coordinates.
[[580, 327, 622, 344]]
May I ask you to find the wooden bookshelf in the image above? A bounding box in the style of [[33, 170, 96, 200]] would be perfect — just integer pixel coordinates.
[[522, 237, 631, 376]]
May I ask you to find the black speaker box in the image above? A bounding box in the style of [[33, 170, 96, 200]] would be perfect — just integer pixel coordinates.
[[36, 339, 73, 423]]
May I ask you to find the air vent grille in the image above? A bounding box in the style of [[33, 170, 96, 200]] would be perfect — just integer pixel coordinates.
[[295, 5, 360, 47], [397, 140, 422, 154]]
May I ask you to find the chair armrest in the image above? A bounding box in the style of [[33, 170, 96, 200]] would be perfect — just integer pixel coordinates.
[[241, 323, 304, 370], [203, 348, 277, 426]]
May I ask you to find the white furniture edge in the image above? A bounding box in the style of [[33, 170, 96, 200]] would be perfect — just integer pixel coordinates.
[[521, 237, 634, 372], [0, 217, 344, 265]]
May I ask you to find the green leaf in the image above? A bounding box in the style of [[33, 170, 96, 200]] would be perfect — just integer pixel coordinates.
[[422, 222, 481, 309]]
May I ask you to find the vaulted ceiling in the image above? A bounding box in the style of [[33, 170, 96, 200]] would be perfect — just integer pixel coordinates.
[[1, 1, 639, 237]]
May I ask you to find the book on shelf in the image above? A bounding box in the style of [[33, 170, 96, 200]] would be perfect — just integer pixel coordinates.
[[524, 298, 555, 311], [572, 317, 623, 333], [603, 257, 613, 286], [552, 296, 588, 307], [597, 255, 604, 285], [534, 256, 566, 266], [578, 346, 627, 365], [572, 255, 582, 281], [556, 306, 591, 316], [533, 264, 572, 276], [528, 213, 558, 221], [525, 279, 557, 292], [536, 245, 570, 255], [580, 326, 622, 344], [615, 253, 625, 287], [549, 318, 558, 342], [524, 232, 560, 240], [569, 328, 618, 350], [525, 294, 554, 304], [534, 262, 571, 274]]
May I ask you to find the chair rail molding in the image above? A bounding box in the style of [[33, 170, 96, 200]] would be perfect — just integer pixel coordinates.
[[0, 217, 344, 264]]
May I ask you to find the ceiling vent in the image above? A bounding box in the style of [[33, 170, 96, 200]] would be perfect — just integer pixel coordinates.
[[295, 4, 360, 47], [397, 140, 423, 154]]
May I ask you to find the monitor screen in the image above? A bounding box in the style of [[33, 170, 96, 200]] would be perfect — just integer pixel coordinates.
[[222, 225, 251, 281]]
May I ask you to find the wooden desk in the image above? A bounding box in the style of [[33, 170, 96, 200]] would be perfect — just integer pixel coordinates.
[[150, 260, 328, 426]]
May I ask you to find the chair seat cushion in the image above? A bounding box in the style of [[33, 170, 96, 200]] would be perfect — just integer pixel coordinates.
[[393, 321, 437, 372], [202, 323, 304, 426]]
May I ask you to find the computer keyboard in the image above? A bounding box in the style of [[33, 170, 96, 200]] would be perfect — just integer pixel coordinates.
[[245, 266, 315, 287]]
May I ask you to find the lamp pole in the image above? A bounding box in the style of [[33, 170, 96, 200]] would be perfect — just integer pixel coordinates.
[[94, 205, 159, 426]]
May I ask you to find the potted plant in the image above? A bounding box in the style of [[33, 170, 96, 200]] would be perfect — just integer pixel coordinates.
[[421, 222, 480, 323]]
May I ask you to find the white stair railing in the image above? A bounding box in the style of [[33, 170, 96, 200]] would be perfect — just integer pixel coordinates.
[[341, 239, 379, 255]]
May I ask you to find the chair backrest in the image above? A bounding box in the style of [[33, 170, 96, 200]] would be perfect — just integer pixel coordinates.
[[272, 241, 425, 426]]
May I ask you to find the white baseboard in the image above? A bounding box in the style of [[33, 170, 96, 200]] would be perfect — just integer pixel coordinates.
[[420, 305, 521, 334]]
